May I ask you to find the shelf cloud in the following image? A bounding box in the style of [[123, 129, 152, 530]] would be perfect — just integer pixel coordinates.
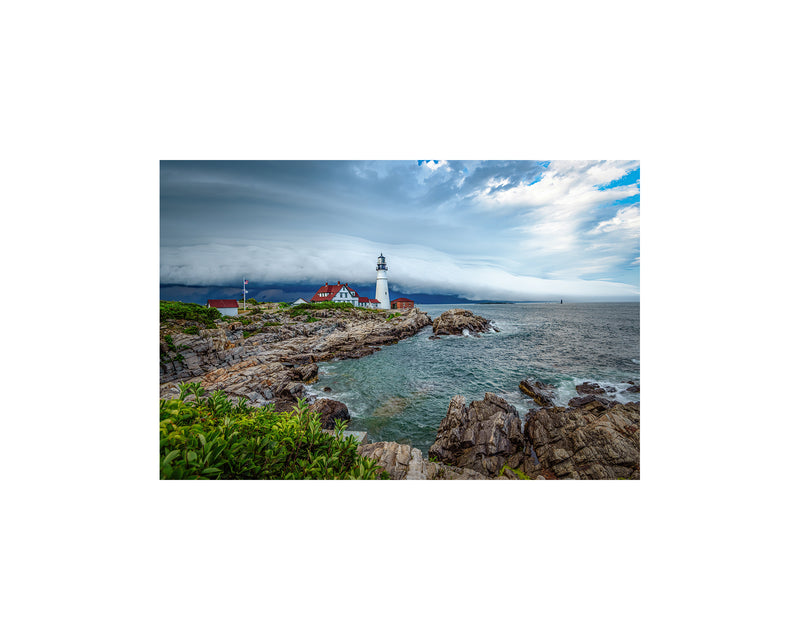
[[161, 160, 640, 301]]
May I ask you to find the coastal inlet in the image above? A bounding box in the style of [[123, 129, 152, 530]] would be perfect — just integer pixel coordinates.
[[307, 302, 640, 455]]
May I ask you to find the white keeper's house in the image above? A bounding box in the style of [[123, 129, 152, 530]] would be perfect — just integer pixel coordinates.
[[309, 282, 379, 308]]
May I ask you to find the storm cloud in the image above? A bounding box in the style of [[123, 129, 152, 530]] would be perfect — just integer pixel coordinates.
[[160, 160, 640, 301]]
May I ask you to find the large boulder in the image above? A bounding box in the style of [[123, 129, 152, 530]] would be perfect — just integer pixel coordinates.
[[309, 398, 350, 430], [427, 391, 640, 480], [524, 403, 640, 479], [567, 395, 618, 410], [432, 308, 493, 336], [519, 379, 556, 407], [575, 381, 614, 395], [428, 393, 526, 476]]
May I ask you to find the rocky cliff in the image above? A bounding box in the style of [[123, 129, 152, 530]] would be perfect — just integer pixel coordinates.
[[425, 392, 640, 479], [159, 306, 432, 408]]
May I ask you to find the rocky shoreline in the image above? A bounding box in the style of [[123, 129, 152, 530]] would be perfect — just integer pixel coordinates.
[[355, 385, 639, 480], [160, 305, 639, 479], [160, 305, 432, 408]]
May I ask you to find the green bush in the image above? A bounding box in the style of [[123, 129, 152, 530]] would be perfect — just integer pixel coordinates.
[[182, 326, 200, 335], [160, 301, 222, 327], [160, 385, 386, 480]]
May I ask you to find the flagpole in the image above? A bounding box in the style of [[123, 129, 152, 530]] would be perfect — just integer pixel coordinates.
[[243, 277, 247, 312]]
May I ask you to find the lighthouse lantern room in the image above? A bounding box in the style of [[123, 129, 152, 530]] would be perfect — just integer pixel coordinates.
[[375, 253, 390, 309]]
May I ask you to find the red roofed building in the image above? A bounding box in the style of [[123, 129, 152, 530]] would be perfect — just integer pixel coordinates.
[[355, 296, 380, 309], [207, 299, 239, 317], [309, 281, 383, 308], [391, 297, 414, 309], [310, 281, 360, 304]]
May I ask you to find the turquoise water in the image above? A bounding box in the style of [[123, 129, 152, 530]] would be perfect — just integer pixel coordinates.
[[306, 302, 640, 455]]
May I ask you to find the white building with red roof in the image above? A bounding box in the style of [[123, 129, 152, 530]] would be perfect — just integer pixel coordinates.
[[309, 281, 380, 308], [358, 296, 381, 308], [207, 299, 239, 317], [309, 281, 360, 304]]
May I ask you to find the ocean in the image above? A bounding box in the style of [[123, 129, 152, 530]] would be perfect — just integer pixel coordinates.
[[306, 302, 640, 455]]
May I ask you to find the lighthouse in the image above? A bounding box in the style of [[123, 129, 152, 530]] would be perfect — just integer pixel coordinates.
[[375, 253, 390, 309]]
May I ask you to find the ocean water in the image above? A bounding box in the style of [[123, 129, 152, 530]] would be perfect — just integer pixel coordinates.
[[306, 303, 640, 455]]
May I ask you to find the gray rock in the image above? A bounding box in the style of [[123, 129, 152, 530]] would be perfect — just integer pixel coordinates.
[[432, 308, 492, 336], [519, 378, 556, 407], [428, 393, 525, 477], [568, 395, 618, 410], [524, 403, 640, 479], [357, 441, 489, 480], [575, 381, 615, 395], [309, 398, 350, 430]]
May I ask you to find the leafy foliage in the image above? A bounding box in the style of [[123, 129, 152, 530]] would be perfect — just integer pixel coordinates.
[[160, 301, 222, 327], [160, 386, 386, 480]]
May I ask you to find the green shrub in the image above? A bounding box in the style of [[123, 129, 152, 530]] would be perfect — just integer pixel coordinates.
[[182, 326, 200, 335], [160, 386, 386, 480], [160, 301, 222, 327]]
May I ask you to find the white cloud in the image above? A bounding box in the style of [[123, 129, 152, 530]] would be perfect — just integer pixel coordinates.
[[589, 204, 640, 236], [161, 232, 639, 301]]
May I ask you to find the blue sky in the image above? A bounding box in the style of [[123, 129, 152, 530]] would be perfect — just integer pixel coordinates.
[[160, 160, 640, 301]]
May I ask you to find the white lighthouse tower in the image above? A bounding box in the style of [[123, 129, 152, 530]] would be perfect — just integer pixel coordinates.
[[375, 253, 390, 309]]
